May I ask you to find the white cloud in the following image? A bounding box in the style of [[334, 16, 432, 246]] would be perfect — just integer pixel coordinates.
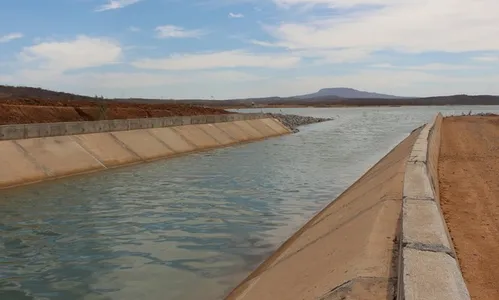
[[156, 25, 206, 39], [265, 0, 499, 56], [229, 12, 244, 18], [95, 0, 142, 12], [132, 50, 300, 70], [472, 55, 499, 62], [370, 63, 484, 71], [155, 25, 206, 39], [129, 26, 141, 32], [19, 36, 122, 71], [0, 32, 23, 43]]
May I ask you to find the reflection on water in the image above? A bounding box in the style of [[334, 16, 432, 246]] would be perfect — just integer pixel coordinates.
[[1, 106, 498, 299]]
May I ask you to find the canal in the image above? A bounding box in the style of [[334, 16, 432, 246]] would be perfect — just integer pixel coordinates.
[[1, 106, 498, 300]]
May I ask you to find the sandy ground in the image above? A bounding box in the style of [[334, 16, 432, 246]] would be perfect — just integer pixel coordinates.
[[439, 116, 499, 300], [225, 128, 420, 300]]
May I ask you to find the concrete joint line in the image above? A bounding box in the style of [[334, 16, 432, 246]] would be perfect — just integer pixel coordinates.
[[196, 124, 229, 145], [108, 132, 143, 161], [213, 123, 238, 141], [145, 130, 177, 153], [403, 242, 455, 258], [170, 126, 202, 149], [12, 140, 55, 177], [69, 136, 107, 169]]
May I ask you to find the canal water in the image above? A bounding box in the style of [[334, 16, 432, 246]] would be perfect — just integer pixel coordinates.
[[1, 106, 498, 300]]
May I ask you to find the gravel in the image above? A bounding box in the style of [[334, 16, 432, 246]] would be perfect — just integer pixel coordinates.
[[265, 113, 333, 132]]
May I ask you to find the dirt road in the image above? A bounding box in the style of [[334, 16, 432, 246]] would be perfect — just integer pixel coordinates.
[[439, 116, 499, 300]]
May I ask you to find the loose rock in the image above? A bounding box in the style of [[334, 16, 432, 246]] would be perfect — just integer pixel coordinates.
[[266, 113, 332, 132]]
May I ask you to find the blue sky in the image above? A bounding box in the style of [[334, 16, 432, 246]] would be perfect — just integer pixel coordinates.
[[1, 0, 499, 99]]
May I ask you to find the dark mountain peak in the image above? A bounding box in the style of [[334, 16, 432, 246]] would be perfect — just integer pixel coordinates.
[[297, 87, 401, 99]]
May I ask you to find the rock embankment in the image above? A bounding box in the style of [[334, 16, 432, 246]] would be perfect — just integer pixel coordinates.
[[266, 113, 332, 132]]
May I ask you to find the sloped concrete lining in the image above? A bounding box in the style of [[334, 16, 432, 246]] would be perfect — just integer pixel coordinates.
[[226, 128, 421, 300], [148, 127, 197, 153], [398, 113, 470, 300], [244, 119, 280, 137], [0, 141, 47, 188], [172, 125, 221, 149], [1, 118, 290, 189], [71, 133, 140, 167], [196, 124, 236, 146], [214, 122, 253, 141], [110, 130, 175, 161], [14, 136, 105, 177], [0, 113, 266, 140], [232, 121, 266, 139]]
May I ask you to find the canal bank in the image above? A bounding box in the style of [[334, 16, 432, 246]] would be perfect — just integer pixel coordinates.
[[0, 114, 291, 189], [2, 107, 497, 300]]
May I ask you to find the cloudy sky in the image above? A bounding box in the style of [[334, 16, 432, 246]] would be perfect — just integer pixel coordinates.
[[1, 0, 498, 99]]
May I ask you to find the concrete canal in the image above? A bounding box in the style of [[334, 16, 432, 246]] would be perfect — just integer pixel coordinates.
[[1, 106, 499, 300]]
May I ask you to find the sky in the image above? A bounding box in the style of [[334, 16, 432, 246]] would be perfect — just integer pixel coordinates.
[[1, 0, 499, 99]]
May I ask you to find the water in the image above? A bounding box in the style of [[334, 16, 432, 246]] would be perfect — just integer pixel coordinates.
[[1, 106, 498, 300]]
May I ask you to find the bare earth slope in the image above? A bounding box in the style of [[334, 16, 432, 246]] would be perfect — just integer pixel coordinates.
[[439, 116, 499, 300], [226, 128, 420, 299]]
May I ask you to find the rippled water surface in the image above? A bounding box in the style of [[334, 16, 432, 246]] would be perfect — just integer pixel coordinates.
[[1, 106, 499, 300]]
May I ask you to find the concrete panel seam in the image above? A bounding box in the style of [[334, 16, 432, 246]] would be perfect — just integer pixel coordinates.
[[257, 119, 280, 135], [69, 136, 107, 169], [403, 242, 454, 258], [108, 132, 144, 161], [212, 123, 238, 141], [242, 120, 268, 136], [145, 129, 177, 153], [11, 140, 54, 177], [170, 127, 204, 149], [196, 124, 231, 145]]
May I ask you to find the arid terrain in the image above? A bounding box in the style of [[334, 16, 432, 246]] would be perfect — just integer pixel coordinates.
[[0, 98, 229, 125], [439, 116, 499, 300]]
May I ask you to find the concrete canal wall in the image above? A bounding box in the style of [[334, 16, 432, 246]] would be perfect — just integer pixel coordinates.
[[398, 113, 470, 300], [227, 113, 471, 300], [0, 115, 291, 189]]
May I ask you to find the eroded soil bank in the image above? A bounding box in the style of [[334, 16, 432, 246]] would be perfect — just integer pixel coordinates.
[[0, 99, 230, 125], [439, 116, 499, 300]]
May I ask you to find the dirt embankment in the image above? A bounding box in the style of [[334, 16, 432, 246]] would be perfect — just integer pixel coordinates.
[[439, 116, 499, 300], [0, 99, 230, 125]]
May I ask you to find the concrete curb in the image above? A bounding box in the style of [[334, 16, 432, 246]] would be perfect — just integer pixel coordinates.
[[397, 113, 471, 300], [0, 113, 266, 141]]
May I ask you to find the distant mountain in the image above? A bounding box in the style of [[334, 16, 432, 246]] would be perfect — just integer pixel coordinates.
[[296, 88, 401, 99]]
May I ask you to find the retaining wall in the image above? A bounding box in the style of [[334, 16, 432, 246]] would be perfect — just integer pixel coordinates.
[[0, 113, 265, 141], [398, 113, 470, 300], [0, 117, 290, 189]]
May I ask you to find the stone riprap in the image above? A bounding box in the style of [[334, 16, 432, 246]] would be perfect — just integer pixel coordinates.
[[265, 113, 332, 132]]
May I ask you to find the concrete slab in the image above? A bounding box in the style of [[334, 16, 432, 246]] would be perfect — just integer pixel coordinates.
[[245, 119, 280, 137], [197, 124, 236, 146], [172, 125, 220, 148], [226, 127, 421, 300], [71, 133, 140, 167], [232, 121, 266, 139], [111, 130, 174, 160], [15, 136, 105, 177], [403, 199, 452, 252], [402, 248, 470, 300], [260, 118, 290, 134], [403, 162, 434, 199], [214, 122, 252, 141], [0, 141, 47, 188], [148, 127, 196, 153]]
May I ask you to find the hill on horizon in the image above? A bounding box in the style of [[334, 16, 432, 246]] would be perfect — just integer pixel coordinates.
[[296, 87, 402, 99]]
